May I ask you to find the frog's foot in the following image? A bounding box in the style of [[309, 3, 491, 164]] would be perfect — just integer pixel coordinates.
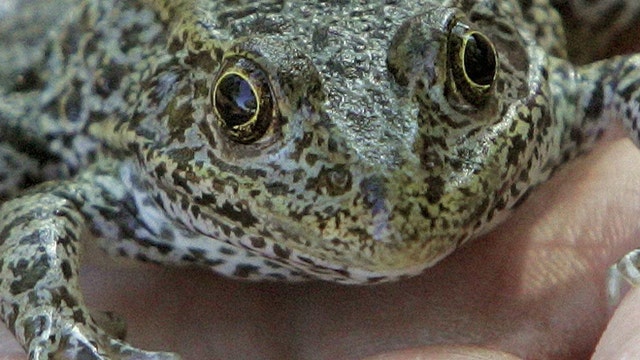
[[15, 307, 180, 360], [55, 337, 180, 359], [607, 249, 640, 306], [0, 174, 180, 360], [90, 309, 127, 340]]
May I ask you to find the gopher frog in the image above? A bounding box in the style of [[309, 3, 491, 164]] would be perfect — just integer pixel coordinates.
[[1, 0, 640, 358]]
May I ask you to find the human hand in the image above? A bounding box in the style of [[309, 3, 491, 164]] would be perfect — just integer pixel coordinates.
[[2, 129, 640, 360]]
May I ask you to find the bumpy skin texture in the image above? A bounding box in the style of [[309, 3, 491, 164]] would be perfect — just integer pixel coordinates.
[[1, 0, 640, 358]]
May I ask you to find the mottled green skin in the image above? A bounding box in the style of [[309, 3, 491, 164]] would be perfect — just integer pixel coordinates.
[[1, 0, 640, 358]]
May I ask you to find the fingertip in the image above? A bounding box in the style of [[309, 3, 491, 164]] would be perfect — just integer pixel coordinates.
[[593, 287, 640, 360], [361, 345, 522, 360]]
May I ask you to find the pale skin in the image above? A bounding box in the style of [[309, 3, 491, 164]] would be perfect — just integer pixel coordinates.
[[0, 126, 639, 360]]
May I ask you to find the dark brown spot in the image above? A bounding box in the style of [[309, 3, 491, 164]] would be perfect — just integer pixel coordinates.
[[95, 61, 127, 97], [306, 165, 353, 196], [234, 264, 259, 278], [507, 135, 527, 165], [273, 244, 291, 259], [9, 242, 50, 295], [425, 176, 445, 204], [171, 170, 193, 194], [194, 193, 217, 205], [191, 204, 201, 218], [250, 237, 266, 248], [13, 68, 43, 92], [218, 201, 258, 228], [60, 260, 73, 280], [219, 247, 236, 256], [154, 163, 167, 178]]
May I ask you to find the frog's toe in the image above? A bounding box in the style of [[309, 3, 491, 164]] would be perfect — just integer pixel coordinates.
[[26, 320, 180, 360], [52, 337, 181, 360], [90, 309, 127, 340], [93, 337, 181, 360], [607, 248, 640, 306], [107, 341, 181, 360]]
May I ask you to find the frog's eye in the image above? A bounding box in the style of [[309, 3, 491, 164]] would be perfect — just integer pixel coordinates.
[[212, 57, 274, 144], [448, 25, 498, 105]]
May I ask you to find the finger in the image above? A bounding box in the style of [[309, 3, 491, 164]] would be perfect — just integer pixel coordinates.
[[361, 345, 522, 360], [0, 323, 24, 360], [593, 287, 640, 359]]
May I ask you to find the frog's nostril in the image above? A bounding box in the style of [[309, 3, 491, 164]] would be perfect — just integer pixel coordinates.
[[306, 165, 353, 196]]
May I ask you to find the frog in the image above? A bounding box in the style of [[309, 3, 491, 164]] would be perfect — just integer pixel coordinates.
[[1, 0, 640, 359]]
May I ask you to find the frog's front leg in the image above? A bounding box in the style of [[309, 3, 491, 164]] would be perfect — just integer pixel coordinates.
[[575, 56, 640, 149], [570, 55, 640, 300], [0, 164, 178, 360]]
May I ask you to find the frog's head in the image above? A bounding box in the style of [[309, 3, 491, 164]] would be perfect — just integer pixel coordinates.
[[133, 1, 555, 282]]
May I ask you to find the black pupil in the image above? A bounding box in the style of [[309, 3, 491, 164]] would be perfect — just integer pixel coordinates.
[[215, 73, 257, 127], [463, 34, 496, 86]]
